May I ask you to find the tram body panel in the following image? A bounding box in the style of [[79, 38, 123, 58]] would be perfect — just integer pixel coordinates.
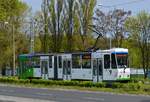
[[33, 68, 41, 78], [117, 68, 130, 80], [58, 68, 63, 79], [71, 69, 92, 80], [48, 56, 54, 79], [103, 69, 118, 81]]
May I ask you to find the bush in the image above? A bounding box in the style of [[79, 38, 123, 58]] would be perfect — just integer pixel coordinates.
[[0, 77, 149, 93], [78, 81, 94, 87], [121, 83, 143, 91], [112, 82, 123, 89], [95, 82, 106, 88]]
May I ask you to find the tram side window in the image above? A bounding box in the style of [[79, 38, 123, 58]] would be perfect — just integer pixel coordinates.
[[104, 54, 110, 69], [22, 61, 29, 72], [111, 54, 117, 69], [32, 57, 40, 68], [72, 54, 81, 68], [58, 56, 62, 68], [82, 54, 91, 69], [22, 61, 26, 72], [49, 56, 52, 68], [93, 59, 97, 75]]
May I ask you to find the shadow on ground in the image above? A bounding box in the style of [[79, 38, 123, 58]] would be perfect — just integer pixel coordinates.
[[0, 100, 15, 102], [141, 100, 150, 102]]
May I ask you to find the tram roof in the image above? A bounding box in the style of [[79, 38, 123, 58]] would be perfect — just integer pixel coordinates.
[[19, 48, 128, 57], [99, 48, 128, 54], [19, 52, 92, 57]]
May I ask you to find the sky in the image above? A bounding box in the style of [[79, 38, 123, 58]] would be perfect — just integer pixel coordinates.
[[22, 0, 150, 15]]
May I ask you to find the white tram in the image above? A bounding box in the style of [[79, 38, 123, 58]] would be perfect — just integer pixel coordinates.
[[19, 48, 130, 82]]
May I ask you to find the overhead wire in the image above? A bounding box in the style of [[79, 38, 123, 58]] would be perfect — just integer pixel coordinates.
[[101, 0, 146, 7]]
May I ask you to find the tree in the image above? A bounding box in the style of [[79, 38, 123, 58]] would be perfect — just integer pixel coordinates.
[[76, 0, 96, 50], [90, 9, 131, 50], [63, 0, 76, 52], [108, 9, 131, 47], [0, 0, 29, 74], [125, 11, 150, 78], [90, 9, 110, 50], [47, 0, 65, 52], [41, 0, 49, 53]]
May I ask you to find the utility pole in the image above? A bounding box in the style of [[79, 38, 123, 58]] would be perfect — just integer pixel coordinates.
[[29, 19, 35, 54], [4, 22, 16, 76], [12, 24, 15, 76]]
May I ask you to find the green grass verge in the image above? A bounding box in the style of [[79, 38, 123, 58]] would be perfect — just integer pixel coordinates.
[[0, 77, 150, 95]]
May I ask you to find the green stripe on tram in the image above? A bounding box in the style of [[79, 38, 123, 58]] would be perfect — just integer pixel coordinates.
[[19, 68, 34, 79], [116, 77, 130, 81]]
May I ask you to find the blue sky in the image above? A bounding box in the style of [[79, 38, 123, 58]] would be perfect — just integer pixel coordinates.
[[22, 0, 150, 15]]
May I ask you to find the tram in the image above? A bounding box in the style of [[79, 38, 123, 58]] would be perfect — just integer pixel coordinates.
[[18, 48, 130, 82]]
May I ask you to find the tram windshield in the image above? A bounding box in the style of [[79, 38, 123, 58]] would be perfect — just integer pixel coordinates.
[[116, 54, 128, 68]]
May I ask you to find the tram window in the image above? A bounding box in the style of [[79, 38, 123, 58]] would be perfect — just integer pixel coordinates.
[[67, 61, 71, 74], [49, 56, 52, 68], [41, 61, 48, 74], [111, 54, 117, 69], [22, 61, 26, 72], [72, 54, 81, 68], [26, 61, 31, 68], [99, 60, 102, 75], [104, 54, 110, 69], [45, 61, 48, 74], [22, 61, 29, 72], [32, 57, 40, 68], [93, 59, 97, 75], [82, 54, 91, 69], [58, 56, 62, 68]]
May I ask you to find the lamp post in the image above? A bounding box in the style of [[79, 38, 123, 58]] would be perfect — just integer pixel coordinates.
[[4, 22, 15, 76], [98, 4, 112, 69]]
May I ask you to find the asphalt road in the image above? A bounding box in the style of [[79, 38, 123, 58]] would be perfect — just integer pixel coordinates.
[[0, 85, 149, 102]]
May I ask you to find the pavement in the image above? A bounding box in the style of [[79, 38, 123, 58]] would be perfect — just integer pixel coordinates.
[[0, 84, 149, 102]]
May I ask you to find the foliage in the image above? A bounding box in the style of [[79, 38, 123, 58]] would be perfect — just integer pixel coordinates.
[[76, 0, 96, 50], [47, 0, 64, 52], [125, 11, 150, 78], [0, 0, 29, 72], [1, 77, 150, 94], [91, 9, 131, 50]]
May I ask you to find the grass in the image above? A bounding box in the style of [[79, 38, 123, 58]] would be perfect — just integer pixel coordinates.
[[1, 82, 150, 96], [0, 77, 150, 96]]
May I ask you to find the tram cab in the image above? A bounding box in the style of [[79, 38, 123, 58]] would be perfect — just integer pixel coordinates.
[[102, 48, 130, 81], [92, 48, 130, 82]]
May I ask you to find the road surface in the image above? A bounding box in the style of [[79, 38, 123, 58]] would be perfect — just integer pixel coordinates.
[[0, 85, 149, 102]]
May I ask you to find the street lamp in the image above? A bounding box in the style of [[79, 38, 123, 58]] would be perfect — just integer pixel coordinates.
[[4, 22, 15, 76], [98, 4, 112, 70], [98, 4, 112, 49]]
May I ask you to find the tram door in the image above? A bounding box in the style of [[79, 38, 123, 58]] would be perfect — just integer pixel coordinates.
[[40, 56, 49, 79], [63, 58, 71, 80], [93, 59, 103, 82]]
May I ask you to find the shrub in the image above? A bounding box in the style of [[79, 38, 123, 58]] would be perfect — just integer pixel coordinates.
[[121, 83, 143, 91], [78, 81, 94, 87], [0, 77, 148, 93], [95, 82, 106, 88], [112, 82, 123, 89]]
